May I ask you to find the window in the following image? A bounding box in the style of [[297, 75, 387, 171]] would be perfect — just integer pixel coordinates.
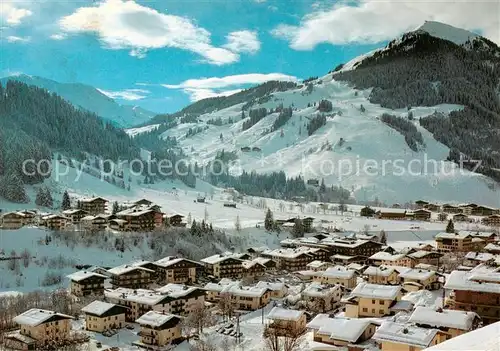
[[362, 308, 368, 312], [372, 300, 376, 304]]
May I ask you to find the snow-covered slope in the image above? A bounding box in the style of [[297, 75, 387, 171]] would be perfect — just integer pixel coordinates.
[[0, 75, 155, 127], [151, 75, 499, 206], [416, 21, 479, 46]]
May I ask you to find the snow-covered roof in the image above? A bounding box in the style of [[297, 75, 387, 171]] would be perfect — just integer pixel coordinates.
[[374, 321, 438, 348], [262, 246, 316, 259], [66, 270, 107, 282], [303, 282, 341, 298], [105, 288, 167, 305], [409, 306, 478, 331], [444, 270, 500, 293], [136, 311, 177, 328], [267, 307, 304, 322], [409, 250, 437, 259], [423, 320, 500, 351], [81, 301, 123, 317], [484, 243, 500, 252], [155, 256, 200, 268], [62, 209, 86, 215], [200, 252, 244, 264], [465, 252, 496, 262], [349, 282, 400, 300], [363, 265, 396, 277], [399, 269, 436, 281], [331, 254, 357, 260], [155, 283, 200, 298], [307, 314, 374, 342], [107, 263, 155, 275], [307, 260, 329, 269], [435, 232, 471, 240], [13, 309, 73, 326], [370, 252, 408, 261], [255, 281, 286, 291], [318, 266, 356, 279]]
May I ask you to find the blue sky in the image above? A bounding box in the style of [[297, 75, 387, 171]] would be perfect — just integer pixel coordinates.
[[1, 0, 497, 114]]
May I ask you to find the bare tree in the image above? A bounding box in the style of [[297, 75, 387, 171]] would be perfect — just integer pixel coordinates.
[[184, 301, 213, 336], [190, 339, 218, 351], [362, 224, 371, 235], [218, 293, 235, 321], [264, 324, 304, 351]]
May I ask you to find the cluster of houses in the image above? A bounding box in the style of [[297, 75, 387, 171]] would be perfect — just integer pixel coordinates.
[[0, 198, 187, 232], [362, 201, 500, 226], [3, 227, 499, 351]]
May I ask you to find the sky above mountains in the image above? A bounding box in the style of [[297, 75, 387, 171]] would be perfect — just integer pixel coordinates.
[[1, 0, 498, 113]]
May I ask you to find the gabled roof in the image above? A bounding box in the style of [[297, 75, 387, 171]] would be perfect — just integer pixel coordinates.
[[307, 314, 374, 343], [349, 282, 400, 300], [399, 269, 436, 281], [81, 301, 125, 317], [435, 232, 471, 240], [409, 306, 478, 331], [444, 270, 500, 293], [374, 321, 438, 348], [363, 265, 396, 277], [370, 252, 409, 261], [267, 307, 304, 322], [155, 256, 202, 268], [136, 311, 179, 328], [13, 309, 73, 326], [318, 266, 356, 279], [66, 270, 107, 282]]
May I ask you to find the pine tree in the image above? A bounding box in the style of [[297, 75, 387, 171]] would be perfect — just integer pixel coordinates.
[[61, 191, 71, 210], [235, 215, 241, 232], [446, 219, 455, 233], [187, 212, 192, 225], [190, 219, 199, 236], [112, 201, 119, 214], [292, 218, 304, 238], [264, 208, 274, 231], [44, 188, 53, 208]]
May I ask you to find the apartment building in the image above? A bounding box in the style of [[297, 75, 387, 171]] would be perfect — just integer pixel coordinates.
[[261, 247, 317, 271], [408, 306, 480, 342], [343, 283, 402, 318], [5, 309, 73, 350], [201, 253, 245, 279], [435, 232, 473, 252], [203, 280, 271, 310], [115, 208, 162, 232], [108, 264, 155, 289], [242, 260, 267, 277], [363, 266, 399, 285], [255, 281, 288, 299], [374, 321, 440, 351], [42, 214, 70, 230], [81, 214, 108, 231], [306, 260, 331, 271], [369, 252, 415, 268], [408, 251, 443, 267], [307, 314, 377, 348], [302, 283, 343, 313], [81, 301, 127, 333], [398, 269, 441, 291], [154, 284, 206, 316], [0, 212, 27, 229], [154, 256, 201, 284], [134, 311, 181, 350], [444, 270, 500, 325], [313, 265, 358, 288], [322, 238, 383, 257], [266, 308, 306, 336], [66, 270, 107, 296], [80, 197, 108, 215]]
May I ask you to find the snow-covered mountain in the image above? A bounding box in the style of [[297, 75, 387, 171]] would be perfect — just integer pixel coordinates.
[[129, 21, 500, 207], [0, 75, 155, 127]]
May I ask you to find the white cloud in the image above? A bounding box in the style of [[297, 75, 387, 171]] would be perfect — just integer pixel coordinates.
[[50, 33, 67, 40], [271, 0, 500, 49], [224, 30, 260, 54], [5, 35, 31, 43], [58, 0, 255, 65], [162, 73, 298, 102], [0, 1, 32, 25], [97, 88, 150, 101]]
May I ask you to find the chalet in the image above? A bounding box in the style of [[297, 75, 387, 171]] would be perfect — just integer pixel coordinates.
[[229, 286, 271, 310], [444, 270, 500, 324], [18, 210, 36, 224], [321, 238, 383, 257], [154, 256, 202, 284], [165, 214, 185, 227], [360, 206, 376, 217], [415, 200, 429, 209], [0, 212, 27, 229], [484, 242, 500, 254], [364, 266, 399, 285], [249, 257, 277, 272], [369, 252, 415, 268], [242, 260, 267, 277], [261, 247, 317, 271], [5, 309, 74, 350], [459, 203, 477, 215], [413, 209, 432, 221], [408, 251, 443, 267], [42, 214, 70, 230], [313, 265, 357, 288], [115, 208, 160, 231], [108, 264, 155, 289], [133, 198, 154, 207], [301, 283, 343, 312], [425, 204, 441, 212], [463, 252, 497, 267], [255, 281, 288, 299], [109, 219, 128, 231], [307, 314, 377, 348], [442, 204, 462, 214], [435, 232, 473, 252], [80, 197, 108, 215], [81, 215, 108, 231], [343, 283, 402, 318], [376, 209, 407, 220], [200, 253, 244, 279], [408, 306, 481, 342], [266, 308, 306, 336], [62, 209, 88, 224], [81, 301, 127, 333], [307, 179, 319, 186], [134, 312, 181, 350], [467, 231, 498, 243], [453, 213, 469, 222], [373, 321, 440, 351], [471, 205, 495, 216], [399, 269, 440, 291], [66, 271, 107, 296], [306, 260, 331, 271], [105, 285, 205, 321], [330, 254, 365, 265], [482, 214, 500, 227]]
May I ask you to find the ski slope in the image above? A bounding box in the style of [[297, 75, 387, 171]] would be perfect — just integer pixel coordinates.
[[153, 76, 498, 207]]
